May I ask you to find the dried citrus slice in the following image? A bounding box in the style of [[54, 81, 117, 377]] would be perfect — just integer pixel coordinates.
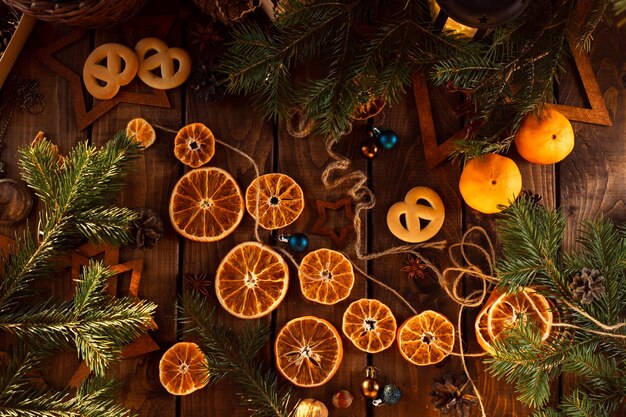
[[159, 342, 209, 395], [275, 316, 343, 387], [487, 287, 552, 344], [298, 249, 354, 305], [215, 242, 289, 319], [397, 310, 455, 366], [352, 95, 385, 120], [245, 173, 304, 230], [174, 123, 216, 168], [169, 167, 244, 242], [342, 298, 397, 353], [126, 117, 156, 148]]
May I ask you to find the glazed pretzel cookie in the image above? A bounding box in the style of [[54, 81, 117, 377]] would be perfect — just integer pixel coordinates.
[[82, 43, 138, 100], [386, 186, 445, 243], [135, 38, 191, 90]]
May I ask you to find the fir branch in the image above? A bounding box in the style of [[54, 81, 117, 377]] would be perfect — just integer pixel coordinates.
[[1, 133, 140, 311], [612, 0, 626, 26], [0, 348, 132, 417], [180, 293, 293, 417], [487, 198, 626, 416], [0, 261, 156, 376]]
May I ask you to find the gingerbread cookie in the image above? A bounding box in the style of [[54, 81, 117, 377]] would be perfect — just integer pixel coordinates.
[[135, 38, 191, 90], [386, 186, 445, 243], [82, 43, 138, 100]]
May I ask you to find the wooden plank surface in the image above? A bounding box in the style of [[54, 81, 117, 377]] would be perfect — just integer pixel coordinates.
[[0, 2, 624, 417]]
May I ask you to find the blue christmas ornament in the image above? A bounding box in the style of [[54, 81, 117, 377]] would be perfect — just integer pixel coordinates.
[[279, 233, 309, 253], [372, 127, 399, 150]]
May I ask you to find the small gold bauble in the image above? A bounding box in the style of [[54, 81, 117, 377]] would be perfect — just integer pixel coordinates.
[[294, 398, 329, 417], [361, 377, 380, 398]]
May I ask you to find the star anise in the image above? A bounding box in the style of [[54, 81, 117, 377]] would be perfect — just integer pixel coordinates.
[[401, 255, 428, 280], [185, 271, 212, 297], [430, 374, 478, 417], [189, 22, 224, 53]]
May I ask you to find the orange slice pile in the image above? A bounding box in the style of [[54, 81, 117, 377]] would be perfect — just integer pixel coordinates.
[[245, 173, 304, 230], [215, 242, 289, 319], [174, 123, 216, 168], [275, 316, 343, 387], [169, 167, 244, 242], [159, 342, 209, 395], [298, 249, 355, 305], [397, 310, 455, 366], [475, 287, 553, 353], [342, 298, 397, 353], [126, 118, 156, 148]]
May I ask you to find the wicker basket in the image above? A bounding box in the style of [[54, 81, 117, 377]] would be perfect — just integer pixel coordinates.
[[2, 0, 148, 28]]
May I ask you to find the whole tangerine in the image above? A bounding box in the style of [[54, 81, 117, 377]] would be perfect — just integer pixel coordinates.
[[459, 153, 522, 214], [514, 108, 574, 164]]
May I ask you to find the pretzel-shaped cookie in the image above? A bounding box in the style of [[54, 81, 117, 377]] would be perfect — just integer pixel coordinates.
[[82, 43, 139, 100], [386, 186, 445, 243], [135, 38, 191, 90]]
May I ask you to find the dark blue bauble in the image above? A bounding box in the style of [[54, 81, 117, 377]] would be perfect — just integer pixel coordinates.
[[288, 233, 309, 253], [376, 129, 399, 150], [382, 384, 402, 405]]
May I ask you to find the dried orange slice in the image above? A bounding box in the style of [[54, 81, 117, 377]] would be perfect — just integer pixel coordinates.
[[174, 123, 216, 168], [352, 95, 386, 120], [397, 310, 455, 366], [159, 342, 209, 395], [245, 173, 304, 230], [298, 249, 355, 305], [126, 117, 156, 148], [477, 287, 552, 353], [169, 167, 244, 242], [342, 298, 397, 353], [215, 242, 289, 319], [275, 316, 343, 387]]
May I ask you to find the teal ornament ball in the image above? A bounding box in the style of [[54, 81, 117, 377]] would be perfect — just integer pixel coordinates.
[[288, 233, 309, 253], [374, 128, 398, 150]]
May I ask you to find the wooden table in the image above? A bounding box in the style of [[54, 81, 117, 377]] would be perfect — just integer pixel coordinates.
[[1, 2, 624, 416]]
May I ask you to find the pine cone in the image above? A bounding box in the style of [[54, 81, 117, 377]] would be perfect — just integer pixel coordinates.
[[131, 208, 164, 250], [188, 60, 226, 102], [193, 0, 260, 24], [521, 190, 543, 204], [570, 268, 605, 304], [430, 374, 478, 417]]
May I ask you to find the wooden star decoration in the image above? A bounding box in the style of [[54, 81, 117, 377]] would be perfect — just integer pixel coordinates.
[[310, 197, 355, 248], [33, 15, 177, 131], [68, 253, 159, 388], [413, 35, 611, 170]]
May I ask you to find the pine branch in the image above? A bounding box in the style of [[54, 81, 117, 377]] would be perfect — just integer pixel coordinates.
[[487, 198, 625, 416], [612, 0, 626, 26], [180, 293, 293, 417], [1, 133, 140, 312], [0, 260, 156, 376]]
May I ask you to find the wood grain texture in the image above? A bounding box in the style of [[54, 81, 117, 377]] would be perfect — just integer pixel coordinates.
[[87, 2, 184, 415], [0, 1, 623, 415], [275, 121, 368, 417], [179, 94, 275, 417], [370, 83, 463, 417], [557, 21, 625, 415]]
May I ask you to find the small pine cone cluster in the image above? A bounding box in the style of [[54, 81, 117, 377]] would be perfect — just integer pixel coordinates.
[[130, 208, 164, 250], [570, 268, 605, 304]]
